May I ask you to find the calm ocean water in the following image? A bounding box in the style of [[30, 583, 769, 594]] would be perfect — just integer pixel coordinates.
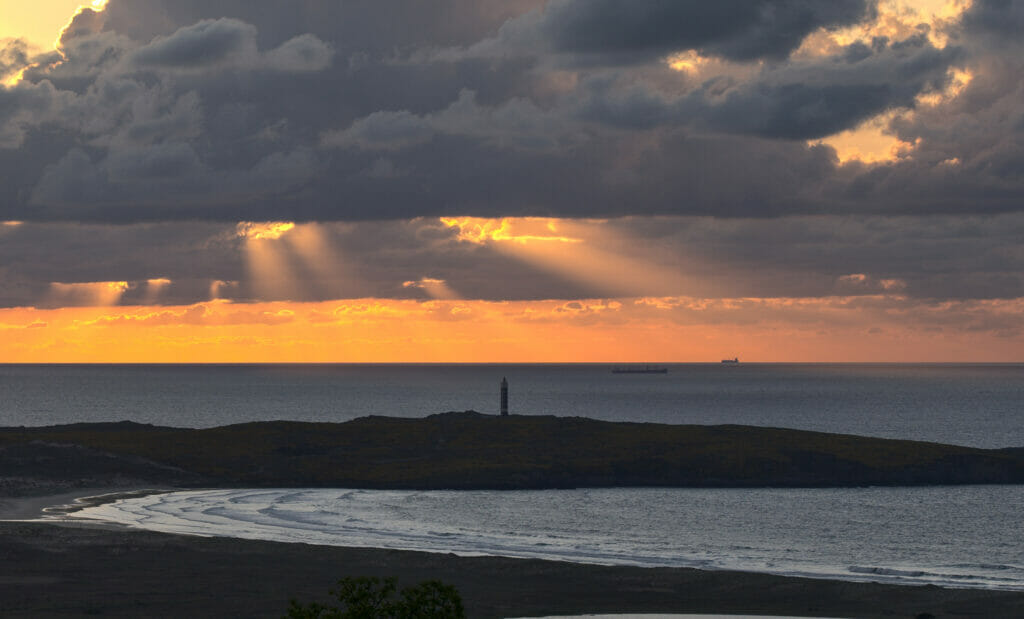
[[1, 363, 1022, 447], [8, 363, 1024, 590], [70, 486, 1024, 591]]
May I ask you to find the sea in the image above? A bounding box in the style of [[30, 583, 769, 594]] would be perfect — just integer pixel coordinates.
[[72, 486, 1024, 590], [3, 363, 1023, 590], [2, 363, 1023, 447]]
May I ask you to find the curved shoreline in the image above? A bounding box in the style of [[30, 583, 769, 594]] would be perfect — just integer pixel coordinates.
[[19, 487, 1024, 595], [2, 516, 1023, 618], [0, 487, 176, 521], [41, 488, 178, 517]]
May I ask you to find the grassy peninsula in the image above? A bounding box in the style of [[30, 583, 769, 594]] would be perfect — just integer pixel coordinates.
[[3, 412, 1023, 493]]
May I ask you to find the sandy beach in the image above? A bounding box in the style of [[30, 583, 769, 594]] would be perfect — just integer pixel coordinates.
[[0, 488, 172, 521], [1, 490, 1023, 618]]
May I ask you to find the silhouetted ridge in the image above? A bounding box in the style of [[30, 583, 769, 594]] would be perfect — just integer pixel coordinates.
[[427, 410, 490, 419], [2, 415, 1023, 491], [14, 420, 170, 433]]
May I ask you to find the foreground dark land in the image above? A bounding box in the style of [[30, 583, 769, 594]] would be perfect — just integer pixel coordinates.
[[2, 412, 1024, 493], [2, 521, 1024, 618], [3, 415, 1024, 617]]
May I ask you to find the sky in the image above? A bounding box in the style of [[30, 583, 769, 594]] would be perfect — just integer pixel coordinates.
[[0, 0, 1022, 362]]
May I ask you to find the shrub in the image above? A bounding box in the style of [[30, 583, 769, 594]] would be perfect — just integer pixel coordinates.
[[285, 576, 465, 618]]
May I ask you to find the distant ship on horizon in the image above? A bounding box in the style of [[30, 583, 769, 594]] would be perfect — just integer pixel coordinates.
[[721, 357, 739, 364], [612, 365, 668, 374]]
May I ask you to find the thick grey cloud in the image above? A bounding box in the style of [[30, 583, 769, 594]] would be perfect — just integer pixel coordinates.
[[129, 18, 332, 72], [624, 215, 1024, 301], [30, 143, 318, 212], [696, 38, 959, 139], [0, 39, 31, 81], [961, 0, 1024, 42], [0, 79, 75, 148], [537, 0, 874, 62], [575, 33, 961, 139], [101, 0, 543, 50], [0, 0, 1018, 228], [2, 213, 1022, 309], [130, 18, 259, 69], [450, 0, 874, 66]]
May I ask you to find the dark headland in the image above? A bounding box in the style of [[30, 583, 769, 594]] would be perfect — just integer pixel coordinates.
[[3, 412, 1024, 618], [3, 411, 1024, 493]]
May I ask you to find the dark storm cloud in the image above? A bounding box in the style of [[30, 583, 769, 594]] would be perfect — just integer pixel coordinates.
[[30, 144, 318, 212], [0, 219, 602, 307], [961, 0, 1024, 42], [617, 215, 1024, 301], [127, 18, 333, 72], [695, 38, 960, 139], [576, 34, 961, 139], [98, 0, 545, 52], [0, 79, 72, 149], [0, 221, 242, 308], [834, 59, 1024, 212], [0, 39, 32, 81], [2, 213, 1022, 309], [0, 0, 1018, 228], [130, 18, 259, 69], [537, 0, 874, 62]]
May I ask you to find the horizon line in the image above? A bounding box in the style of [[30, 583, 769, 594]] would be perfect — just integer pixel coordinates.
[[2, 361, 1022, 366]]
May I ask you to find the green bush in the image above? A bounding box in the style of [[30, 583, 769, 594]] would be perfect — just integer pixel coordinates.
[[285, 576, 465, 618]]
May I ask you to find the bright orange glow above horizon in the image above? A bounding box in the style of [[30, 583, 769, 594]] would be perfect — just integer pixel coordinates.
[[2, 296, 1023, 363]]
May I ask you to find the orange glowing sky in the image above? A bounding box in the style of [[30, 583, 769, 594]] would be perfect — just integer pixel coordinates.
[[3, 295, 1022, 363]]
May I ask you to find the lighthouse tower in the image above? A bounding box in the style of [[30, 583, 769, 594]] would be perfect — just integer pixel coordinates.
[[500, 377, 509, 416]]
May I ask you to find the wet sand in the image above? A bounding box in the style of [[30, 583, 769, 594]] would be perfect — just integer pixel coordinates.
[[2, 492, 1024, 618], [0, 487, 172, 521]]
